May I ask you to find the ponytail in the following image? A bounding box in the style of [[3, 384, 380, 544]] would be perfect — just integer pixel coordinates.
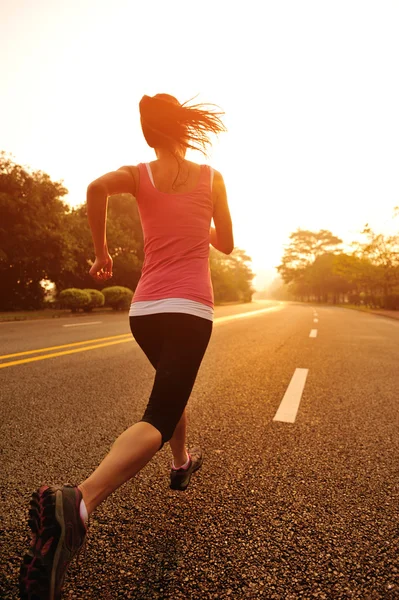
[[139, 94, 226, 155]]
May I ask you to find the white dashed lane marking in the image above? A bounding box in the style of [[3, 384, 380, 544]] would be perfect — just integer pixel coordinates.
[[62, 321, 103, 327], [273, 368, 309, 423], [309, 329, 318, 338]]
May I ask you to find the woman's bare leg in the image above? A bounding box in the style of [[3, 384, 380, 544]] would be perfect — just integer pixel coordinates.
[[169, 409, 189, 468], [78, 421, 162, 514]]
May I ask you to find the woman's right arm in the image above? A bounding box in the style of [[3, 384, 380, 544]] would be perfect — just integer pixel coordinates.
[[210, 170, 234, 255], [87, 166, 138, 280]]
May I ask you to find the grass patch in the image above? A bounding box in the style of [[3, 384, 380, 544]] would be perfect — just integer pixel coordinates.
[[337, 304, 399, 319], [337, 303, 371, 312], [0, 307, 118, 322]]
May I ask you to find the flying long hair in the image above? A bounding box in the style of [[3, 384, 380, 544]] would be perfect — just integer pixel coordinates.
[[139, 93, 226, 155]]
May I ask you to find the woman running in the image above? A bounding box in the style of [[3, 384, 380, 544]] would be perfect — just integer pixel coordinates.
[[19, 93, 234, 599]]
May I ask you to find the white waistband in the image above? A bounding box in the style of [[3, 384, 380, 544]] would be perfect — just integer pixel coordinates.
[[129, 298, 214, 321]]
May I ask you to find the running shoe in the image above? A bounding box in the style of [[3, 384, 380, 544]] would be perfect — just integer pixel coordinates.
[[170, 447, 203, 491], [19, 484, 87, 600]]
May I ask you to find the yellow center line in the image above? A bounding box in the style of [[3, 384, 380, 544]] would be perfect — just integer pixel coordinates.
[[0, 338, 133, 369], [0, 334, 131, 360], [0, 304, 284, 370]]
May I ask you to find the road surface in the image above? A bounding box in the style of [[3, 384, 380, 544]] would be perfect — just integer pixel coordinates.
[[0, 301, 398, 599]]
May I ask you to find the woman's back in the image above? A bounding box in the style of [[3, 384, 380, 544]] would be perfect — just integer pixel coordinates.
[[86, 92, 233, 284], [146, 159, 203, 194], [133, 160, 214, 307]]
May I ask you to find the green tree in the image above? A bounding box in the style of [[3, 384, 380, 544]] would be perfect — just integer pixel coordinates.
[[106, 194, 144, 289], [354, 226, 399, 296], [348, 225, 399, 308], [56, 194, 144, 292], [305, 253, 351, 303], [276, 221, 399, 309], [333, 253, 377, 300], [0, 153, 254, 309], [210, 247, 254, 303], [0, 153, 72, 309], [277, 229, 343, 285]]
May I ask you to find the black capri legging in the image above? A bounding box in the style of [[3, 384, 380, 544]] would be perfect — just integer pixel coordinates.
[[130, 313, 213, 446]]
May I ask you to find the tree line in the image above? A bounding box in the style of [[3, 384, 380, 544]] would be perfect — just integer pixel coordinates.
[[273, 224, 399, 309], [0, 153, 254, 310]]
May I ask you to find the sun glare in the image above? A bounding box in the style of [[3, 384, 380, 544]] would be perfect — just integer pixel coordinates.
[[1, 0, 399, 289]]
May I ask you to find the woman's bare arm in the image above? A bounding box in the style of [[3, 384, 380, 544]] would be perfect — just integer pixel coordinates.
[[87, 166, 138, 280], [210, 170, 234, 254]]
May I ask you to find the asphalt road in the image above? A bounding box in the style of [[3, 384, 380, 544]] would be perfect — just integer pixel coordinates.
[[0, 302, 398, 599]]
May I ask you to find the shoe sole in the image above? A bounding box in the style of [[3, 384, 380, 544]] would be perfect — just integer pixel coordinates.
[[170, 456, 203, 491], [19, 487, 65, 600]]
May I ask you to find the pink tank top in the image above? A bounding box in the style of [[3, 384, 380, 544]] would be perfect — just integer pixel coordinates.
[[133, 163, 214, 308]]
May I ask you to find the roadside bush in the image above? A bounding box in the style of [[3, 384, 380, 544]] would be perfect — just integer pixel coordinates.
[[102, 286, 133, 310], [347, 293, 361, 305], [240, 289, 254, 303], [82, 289, 105, 312], [384, 293, 399, 310], [364, 294, 383, 308], [59, 288, 91, 312]]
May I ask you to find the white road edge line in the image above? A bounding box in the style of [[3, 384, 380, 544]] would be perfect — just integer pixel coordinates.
[[214, 304, 284, 325], [273, 368, 309, 423], [62, 321, 103, 328], [309, 329, 318, 338]]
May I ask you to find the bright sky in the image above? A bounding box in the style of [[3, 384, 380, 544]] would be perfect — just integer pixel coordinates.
[[2, 0, 399, 290]]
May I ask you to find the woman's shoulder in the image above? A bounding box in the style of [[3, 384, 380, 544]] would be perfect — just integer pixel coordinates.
[[119, 164, 141, 176], [208, 167, 224, 186]]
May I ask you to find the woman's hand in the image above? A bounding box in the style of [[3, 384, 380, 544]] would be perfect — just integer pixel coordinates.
[[89, 252, 113, 282]]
